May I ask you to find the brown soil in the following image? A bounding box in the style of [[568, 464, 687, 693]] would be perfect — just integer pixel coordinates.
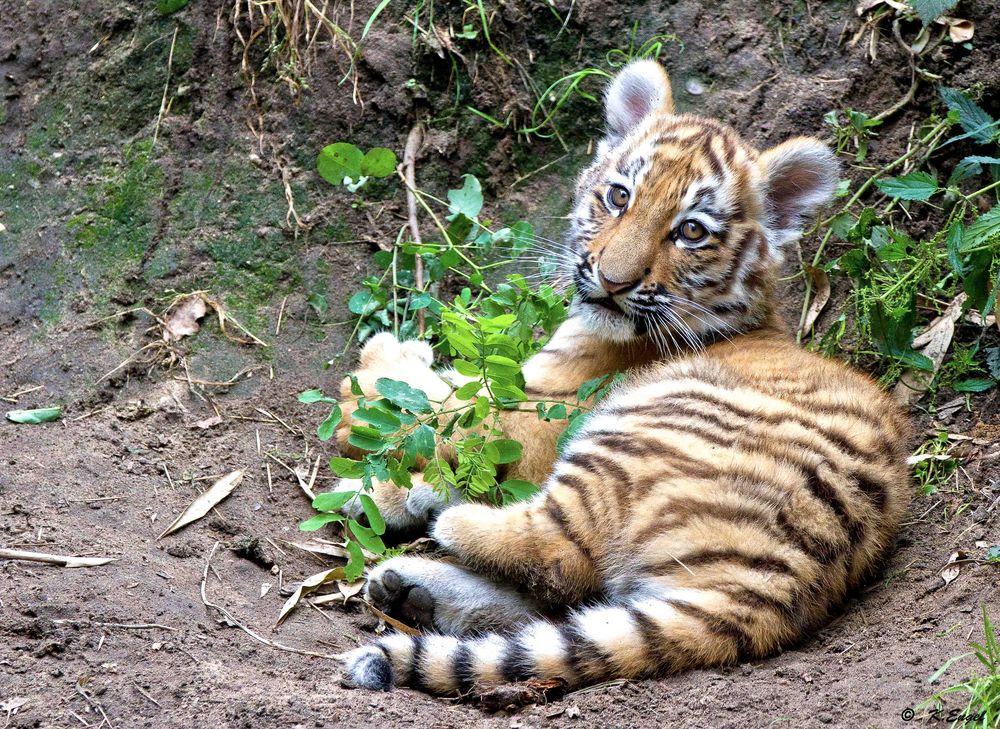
[[2, 1, 999, 728]]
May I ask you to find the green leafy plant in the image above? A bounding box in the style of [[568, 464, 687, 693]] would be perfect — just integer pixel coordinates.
[[298, 137, 634, 576], [802, 86, 1000, 396], [316, 142, 398, 191], [920, 606, 999, 728]]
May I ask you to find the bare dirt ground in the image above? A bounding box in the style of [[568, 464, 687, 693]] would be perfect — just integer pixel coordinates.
[[2, 1, 999, 727]]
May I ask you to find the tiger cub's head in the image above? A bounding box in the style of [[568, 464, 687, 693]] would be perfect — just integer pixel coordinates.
[[565, 59, 837, 348]]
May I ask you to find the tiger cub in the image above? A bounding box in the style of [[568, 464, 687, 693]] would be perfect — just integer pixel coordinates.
[[335, 59, 912, 694]]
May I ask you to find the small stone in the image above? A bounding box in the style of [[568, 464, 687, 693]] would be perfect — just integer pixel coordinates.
[[685, 78, 706, 95]]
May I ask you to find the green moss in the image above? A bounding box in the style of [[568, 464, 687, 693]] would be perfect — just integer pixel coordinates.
[[67, 138, 163, 307]]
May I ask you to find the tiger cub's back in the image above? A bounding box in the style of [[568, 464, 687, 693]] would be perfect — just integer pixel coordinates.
[[562, 330, 912, 659]]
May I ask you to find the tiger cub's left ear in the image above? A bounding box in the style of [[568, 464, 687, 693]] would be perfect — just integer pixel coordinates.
[[759, 137, 838, 253], [604, 60, 675, 139]]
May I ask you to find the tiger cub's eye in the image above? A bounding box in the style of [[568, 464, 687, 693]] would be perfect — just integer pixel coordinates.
[[607, 185, 630, 210], [679, 220, 708, 243]]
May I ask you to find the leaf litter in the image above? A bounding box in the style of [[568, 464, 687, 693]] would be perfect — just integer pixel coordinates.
[[158, 470, 243, 538]]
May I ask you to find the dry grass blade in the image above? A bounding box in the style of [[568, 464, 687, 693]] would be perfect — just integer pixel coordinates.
[[158, 470, 243, 539], [363, 600, 420, 636], [276, 566, 347, 626], [0, 548, 116, 568]]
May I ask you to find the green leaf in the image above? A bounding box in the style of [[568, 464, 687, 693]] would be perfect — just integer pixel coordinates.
[[948, 156, 1000, 187], [509, 220, 534, 256], [5, 406, 62, 424], [317, 403, 342, 441], [360, 0, 392, 42], [908, 0, 958, 24], [486, 439, 522, 464], [556, 411, 589, 453], [156, 0, 189, 14], [499, 479, 539, 504], [940, 87, 996, 144], [451, 359, 480, 377], [359, 495, 386, 535], [375, 378, 432, 413], [946, 221, 967, 276], [352, 403, 402, 434], [329, 457, 365, 478], [546, 403, 568, 420], [404, 424, 437, 460], [349, 374, 364, 396], [869, 299, 935, 371], [312, 490, 356, 512], [344, 538, 366, 581], [874, 171, 938, 201], [348, 290, 380, 316], [307, 292, 328, 315], [953, 378, 996, 393], [447, 174, 483, 220], [298, 389, 335, 404], [299, 513, 344, 531], [964, 204, 1000, 249], [348, 520, 386, 553], [360, 147, 397, 178], [576, 375, 609, 402], [317, 143, 364, 185], [454, 381, 481, 400], [348, 424, 384, 451], [986, 346, 1000, 380]]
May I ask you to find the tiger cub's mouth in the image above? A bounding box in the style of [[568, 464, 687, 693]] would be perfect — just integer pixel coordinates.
[[586, 295, 627, 316]]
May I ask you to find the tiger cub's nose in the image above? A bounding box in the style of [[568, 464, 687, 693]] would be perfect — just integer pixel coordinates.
[[598, 271, 641, 295]]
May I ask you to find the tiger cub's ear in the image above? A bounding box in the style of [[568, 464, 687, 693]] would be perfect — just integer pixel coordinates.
[[604, 59, 675, 139], [759, 137, 838, 254]]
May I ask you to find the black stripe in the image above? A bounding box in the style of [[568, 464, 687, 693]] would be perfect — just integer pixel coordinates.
[[408, 636, 426, 691], [553, 473, 598, 527], [627, 606, 675, 676], [544, 494, 595, 561], [665, 599, 753, 659], [500, 637, 531, 682], [635, 496, 810, 560], [453, 644, 476, 694], [715, 583, 796, 617], [650, 548, 795, 577], [653, 390, 881, 463]]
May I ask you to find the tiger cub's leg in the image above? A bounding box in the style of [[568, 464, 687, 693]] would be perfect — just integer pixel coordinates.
[[333, 472, 459, 532], [364, 556, 543, 635], [431, 484, 604, 607]]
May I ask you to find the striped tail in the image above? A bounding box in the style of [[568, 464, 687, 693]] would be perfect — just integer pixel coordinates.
[[343, 589, 780, 693]]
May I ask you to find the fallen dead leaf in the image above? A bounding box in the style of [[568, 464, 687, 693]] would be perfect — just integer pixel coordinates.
[[1, 697, 28, 719], [158, 470, 243, 539], [940, 550, 970, 587], [162, 295, 207, 342], [893, 294, 965, 406], [276, 566, 347, 626], [284, 539, 350, 560], [938, 16, 975, 43], [337, 579, 365, 602], [0, 548, 116, 568], [192, 415, 223, 429], [260, 582, 273, 598], [801, 265, 831, 337]]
